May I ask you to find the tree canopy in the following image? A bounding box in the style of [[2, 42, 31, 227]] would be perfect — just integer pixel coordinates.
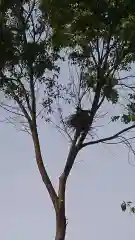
[[40, 0, 135, 139], [1, 0, 135, 239]]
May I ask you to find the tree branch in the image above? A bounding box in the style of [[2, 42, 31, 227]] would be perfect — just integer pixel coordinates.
[[19, 4, 36, 122], [16, 76, 32, 114], [31, 126, 58, 211], [77, 75, 103, 146], [12, 91, 32, 126], [29, 69, 36, 122], [80, 124, 135, 149], [63, 131, 79, 181]]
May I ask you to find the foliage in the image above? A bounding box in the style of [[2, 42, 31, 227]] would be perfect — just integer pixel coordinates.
[[0, 0, 62, 123], [41, 0, 135, 117], [2, 0, 135, 239]]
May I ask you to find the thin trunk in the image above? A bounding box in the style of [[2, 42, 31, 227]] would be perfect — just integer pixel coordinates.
[[31, 125, 58, 212], [31, 125, 79, 240], [55, 213, 66, 240], [55, 136, 79, 240], [31, 123, 67, 239], [55, 174, 67, 240]]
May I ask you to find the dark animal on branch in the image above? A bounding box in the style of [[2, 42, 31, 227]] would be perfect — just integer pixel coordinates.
[[121, 201, 126, 212], [66, 107, 91, 137]]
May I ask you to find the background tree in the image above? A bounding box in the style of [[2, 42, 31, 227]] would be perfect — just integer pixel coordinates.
[[2, 0, 135, 239], [0, 0, 63, 237]]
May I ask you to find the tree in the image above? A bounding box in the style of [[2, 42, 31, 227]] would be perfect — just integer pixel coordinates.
[[2, 0, 135, 239], [0, 0, 63, 236]]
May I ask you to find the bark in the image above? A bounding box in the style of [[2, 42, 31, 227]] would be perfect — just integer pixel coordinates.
[[55, 133, 79, 240], [55, 174, 67, 240], [31, 125, 79, 240], [31, 125, 58, 212], [55, 213, 66, 240], [31, 122, 67, 240], [31, 124, 67, 239]]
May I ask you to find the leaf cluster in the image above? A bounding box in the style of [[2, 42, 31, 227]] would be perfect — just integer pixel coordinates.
[[0, 0, 62, 118], [41, 0, 135, 108]]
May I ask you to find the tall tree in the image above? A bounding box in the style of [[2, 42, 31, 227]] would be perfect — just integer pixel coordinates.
[[0, 0, 62, 235], [2, 0, 135, 239], [40, 1, 135, 237]]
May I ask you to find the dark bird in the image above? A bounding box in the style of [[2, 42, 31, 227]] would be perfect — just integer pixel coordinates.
[[121, 201, 126, 212], [66, 107, 91, 137]]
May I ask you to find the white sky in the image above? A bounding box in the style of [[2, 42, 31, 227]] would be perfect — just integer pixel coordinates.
[[0, 64, 135, 240]]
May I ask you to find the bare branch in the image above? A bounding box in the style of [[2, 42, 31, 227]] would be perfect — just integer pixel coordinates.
[[97, 95, 105, 109], [80, 124, 135, 149], [96, 38, 101, 64], [89, 42, 98, 67], [25, 0, 36, 26], [63, 131, 79, 180], [117, 83, 135, 92], [0, 102, 24, 117], [101, 136, 135, 145], [117, 75, 135, 81], [57, 106, 73, 141]]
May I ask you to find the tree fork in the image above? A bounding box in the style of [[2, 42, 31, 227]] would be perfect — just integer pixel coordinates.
[[32, 123, 67, 240]]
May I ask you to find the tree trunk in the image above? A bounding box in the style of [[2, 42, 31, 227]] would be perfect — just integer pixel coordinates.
[[31, 124, 77, 240], [55, 174, 67, 240], [55, 210, 66, 240], [31, 125, 67, 239], [31, 125, 58, 211]]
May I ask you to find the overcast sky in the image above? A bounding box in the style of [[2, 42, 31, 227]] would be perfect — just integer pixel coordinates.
[[0, 64, 135, 240]]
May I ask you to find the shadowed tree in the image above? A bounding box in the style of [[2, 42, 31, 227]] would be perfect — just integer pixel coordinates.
[[0, 0, 63, 231], [2, 0, 135, 239]]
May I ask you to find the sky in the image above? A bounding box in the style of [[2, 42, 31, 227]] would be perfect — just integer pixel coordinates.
[[0, 64, 135, 240]]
